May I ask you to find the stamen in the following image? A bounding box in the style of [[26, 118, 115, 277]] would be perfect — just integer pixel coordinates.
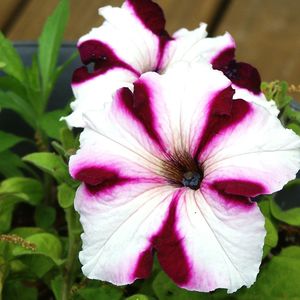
[[161, 150, 204, 190]]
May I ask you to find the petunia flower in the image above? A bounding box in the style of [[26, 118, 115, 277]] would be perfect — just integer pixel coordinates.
[[69, 62, 300, 293], [65, 0, 277, 127]]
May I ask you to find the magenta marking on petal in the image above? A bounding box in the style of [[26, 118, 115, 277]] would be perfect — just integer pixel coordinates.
[[133, 246, 154, 280], [74, 166, 132, 195], [211, 179, 266, 210], [126, 0, 172, 70], [132, 191, 191, 284], [152, 191, 191, 286], [213, 179, 266, 197], [231, 62, 262, 95], [72, 40, 140, 84], [116, 80, 165, 150], [211, 47, 235, 70], [212, 47, 261, 95], [195, 86, 252, 158]]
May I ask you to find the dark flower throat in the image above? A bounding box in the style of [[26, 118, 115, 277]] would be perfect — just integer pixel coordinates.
[[161, 151, 204, 190]]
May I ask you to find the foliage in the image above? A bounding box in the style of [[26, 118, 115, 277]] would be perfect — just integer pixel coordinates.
[[0, 1, 299, 299]]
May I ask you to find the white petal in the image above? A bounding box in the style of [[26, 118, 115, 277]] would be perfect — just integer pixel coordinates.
[[203, 101, 300, 194], [75, 183, 174, 284], [169, 188, 265, 293]]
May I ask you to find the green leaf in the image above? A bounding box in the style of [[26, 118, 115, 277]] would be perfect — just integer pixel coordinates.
[[0, 150, 26, 177], [26, 54, 41, 93], [125, 295, 151, 300], [57, 183, 75, 208], [258, 196, 272, 219], [0, 195, 19, 233], [0, 75, 26, 97], [25, 54, 43, 114], [34, 205, 56, 229], [10, 227, 44, 238], [0, 32, 25, 83], [54, 50, 78, 84], [236, 247, 300, 299], [60, 127, 78, 151], [153, 271, 208, 300], [51, 275, 64, 300], [23, 152, 72, 184], [287, 122, 300, 135], [23, 255, 57, 278], [77, 286, 123, 300], [0, 90, 36, 128], [38, 0, 69, 96], [280, 246, 300, 259], [283, 105, 300, 124], [262, 217, 278, 258], [3, 280, 38, 300], [270, 198, 300, 226], [0, 177, 43, 205], [0, 130, 25, 152], [12, 232, 63, 265], [40, 109, 68, 140]]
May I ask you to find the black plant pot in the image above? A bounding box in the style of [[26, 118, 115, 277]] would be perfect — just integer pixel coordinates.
[[0, 43, 299, 209]]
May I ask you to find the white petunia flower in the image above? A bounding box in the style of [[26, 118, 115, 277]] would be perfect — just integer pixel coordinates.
[[64, 0, 276, 127], [69, 62, 300, 293]]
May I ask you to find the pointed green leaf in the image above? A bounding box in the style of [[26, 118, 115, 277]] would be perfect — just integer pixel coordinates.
[[40, 109, 68, 140], [0, 90, 36, 128], [0, 131, 25, 152], [0, 32, 25, 83], [0, 150, 26, 177], [0, 75, 26, 97], [38, 0, 69, 95]]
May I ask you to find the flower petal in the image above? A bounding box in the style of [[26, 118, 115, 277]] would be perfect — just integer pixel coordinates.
[[70, 128, 174, 284], [77, 0, 170, 78], [74, 180, 175, 284], [160, 23, 208, 69], [202, 100, 300, 195], [65, 68, 136, 127], [69, 128, 164, 185], [163, 187, 265, 293], [83, 62, 234, 159], [164, 30, 271, 112], [66, 0, 172, 127]]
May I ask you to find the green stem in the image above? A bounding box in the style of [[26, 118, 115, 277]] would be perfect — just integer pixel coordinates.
[[62, 207, 81, 300]]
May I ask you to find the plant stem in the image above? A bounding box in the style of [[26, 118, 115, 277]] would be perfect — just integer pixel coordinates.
[[62, 207, 81, 300]]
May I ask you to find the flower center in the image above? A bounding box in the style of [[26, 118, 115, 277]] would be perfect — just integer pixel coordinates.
[[161, 151, 204, 190], [182, 171, 203, 190]]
